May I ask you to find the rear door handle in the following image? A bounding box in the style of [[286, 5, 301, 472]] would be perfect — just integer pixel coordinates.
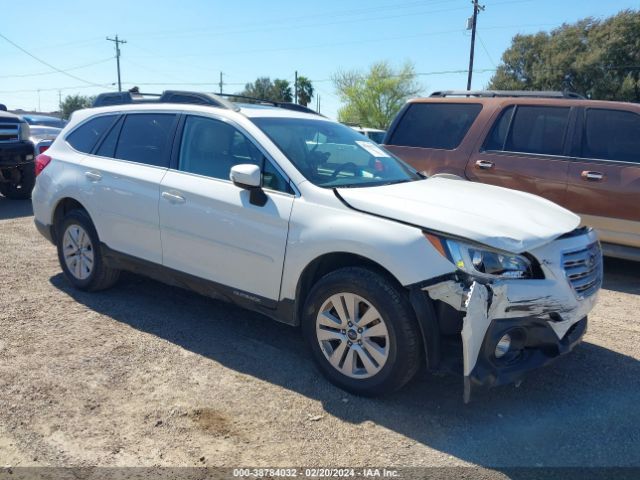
[[84, 171, 102, 182], [475, 160, 494, 170], [161, 191, 186, 204], [581, 171, 604, 182]]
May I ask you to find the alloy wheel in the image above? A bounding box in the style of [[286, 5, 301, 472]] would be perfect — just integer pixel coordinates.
[[316, 292, 390, 379]]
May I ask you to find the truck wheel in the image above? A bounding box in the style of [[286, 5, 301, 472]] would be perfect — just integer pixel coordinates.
[[0, 164, 36, 199], [302, 267, 422, 396], [56, 209, 120, 291]]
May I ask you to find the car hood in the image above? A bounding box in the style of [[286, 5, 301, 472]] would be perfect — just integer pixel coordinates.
[[336, 178, 580, 253]]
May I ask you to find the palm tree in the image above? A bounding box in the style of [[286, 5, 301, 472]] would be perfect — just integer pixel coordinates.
[[295, 76, 314, 106]]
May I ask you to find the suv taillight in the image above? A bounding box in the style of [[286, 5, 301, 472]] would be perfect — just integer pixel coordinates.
[[35, 154, 52, 176], [38, 145, 50, 154]]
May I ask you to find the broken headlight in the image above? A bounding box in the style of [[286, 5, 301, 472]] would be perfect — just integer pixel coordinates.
[[425, 233, 533, 279]]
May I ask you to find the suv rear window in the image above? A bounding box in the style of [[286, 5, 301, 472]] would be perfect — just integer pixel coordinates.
[[66, 115, 117, 153], [485, 106, 570, 156], [387, 103, 482, 150], [582, 109, 640, 163], [114, 114, 176, 167]]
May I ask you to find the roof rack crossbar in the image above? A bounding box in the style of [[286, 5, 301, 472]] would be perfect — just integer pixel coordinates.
[[92, 90, 240, 111], [429, 90, 585, 99]]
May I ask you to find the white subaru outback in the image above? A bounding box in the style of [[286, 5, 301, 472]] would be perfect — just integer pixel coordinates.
[[32, 91, 601, 401]]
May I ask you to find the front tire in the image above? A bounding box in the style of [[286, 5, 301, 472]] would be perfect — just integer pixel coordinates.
[[56, 209, 120, 291], [302, 267, 422, 396]]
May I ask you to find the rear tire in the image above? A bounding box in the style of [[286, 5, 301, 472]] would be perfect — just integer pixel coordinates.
[[56, 209, 120, 291], [0, 164, 36, 199], [302, 267, 422, 396]]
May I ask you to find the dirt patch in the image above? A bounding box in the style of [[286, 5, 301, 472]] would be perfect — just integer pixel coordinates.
[[188, 408, 233, 437]]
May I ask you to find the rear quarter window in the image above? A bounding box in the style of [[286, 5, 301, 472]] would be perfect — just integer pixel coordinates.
[[388, 103, 482, 150], [66, 115, 118, 153], [582, 109, 640, 163]]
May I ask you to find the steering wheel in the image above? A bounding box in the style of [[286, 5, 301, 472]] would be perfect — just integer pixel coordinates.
[[329, 162, 363, 181]]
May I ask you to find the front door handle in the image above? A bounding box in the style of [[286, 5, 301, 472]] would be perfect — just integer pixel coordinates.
[[84, 171, 102, 182], [581, 171, 604, 182], [475, 160, 495, 170], [161, 191, 186, 204]]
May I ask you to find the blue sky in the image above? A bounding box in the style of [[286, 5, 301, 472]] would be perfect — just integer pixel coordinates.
[[1, 0, 637, 119]]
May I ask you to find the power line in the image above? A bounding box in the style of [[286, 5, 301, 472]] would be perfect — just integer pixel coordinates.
[[0, 57, 113, 79], [0, 32, 106, 87]]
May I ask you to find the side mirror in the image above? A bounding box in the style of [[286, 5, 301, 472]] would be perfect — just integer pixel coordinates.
[[230, 164, 261, 189]]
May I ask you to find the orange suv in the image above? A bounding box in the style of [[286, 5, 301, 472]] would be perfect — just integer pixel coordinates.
[[384, 91, 640, 261]]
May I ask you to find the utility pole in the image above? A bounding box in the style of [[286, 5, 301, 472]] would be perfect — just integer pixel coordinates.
[[106, 35, 127, 92], [466, 0, 485, 91], [219, 72, 224, 94], [294, 70, 298, 104]]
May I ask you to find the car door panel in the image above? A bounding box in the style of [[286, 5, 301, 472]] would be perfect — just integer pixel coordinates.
[[466, 151, 570, 206], [79, 156, 167, 264], [159, 172, 293, 301]]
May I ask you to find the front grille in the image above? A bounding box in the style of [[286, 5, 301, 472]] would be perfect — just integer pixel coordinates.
[[562, 242, 602, 299], [0, 123, 20, 142]]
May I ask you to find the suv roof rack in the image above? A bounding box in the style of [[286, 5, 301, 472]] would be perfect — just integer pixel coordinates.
[[92, 90, 240, 111], [217, 93, 323, 116], [92, 90, 323, 116], [429, 90, 585, 99]]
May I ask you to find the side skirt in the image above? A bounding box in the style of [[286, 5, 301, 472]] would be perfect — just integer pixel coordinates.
[[101, 243, 298, 326]]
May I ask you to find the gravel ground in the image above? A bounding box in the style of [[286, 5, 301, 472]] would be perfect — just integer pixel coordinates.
[[0, 197, 639, 473]]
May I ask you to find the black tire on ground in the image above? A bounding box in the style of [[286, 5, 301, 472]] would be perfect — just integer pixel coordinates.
[[56, 209, 120, 291], [0, 164, 36, 199], [302, 267, 422, 396]]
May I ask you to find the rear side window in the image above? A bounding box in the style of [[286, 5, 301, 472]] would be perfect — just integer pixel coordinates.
[[114, 114, 176, 167], [388, 103, 482, 150], [66, 115, 117, 153], [505, 106, 570, 156], [582, 109, 640, 163]]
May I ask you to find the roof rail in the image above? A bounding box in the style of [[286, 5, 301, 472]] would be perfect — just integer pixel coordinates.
[[92, 90, 240, 111], [429, 90, 585, 99], [217, 93, 324, 116], [92, 89, 324, 116]]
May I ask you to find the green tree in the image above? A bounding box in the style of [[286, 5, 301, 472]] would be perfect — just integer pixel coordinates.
[[295, 75, 314, 106], [60, 94, 94, 119], [489, 9, 640, 102], [333, 61, 422, 129], [272, 79, 293, 102], [240, 77, 292, 102]]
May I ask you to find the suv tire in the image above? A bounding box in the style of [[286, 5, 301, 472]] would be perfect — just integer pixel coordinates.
[[56, 209, 120, 291], [302, 267, 422, 396], [0, 164, 36, 199]]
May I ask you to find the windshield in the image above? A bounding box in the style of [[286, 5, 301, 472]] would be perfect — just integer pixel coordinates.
[[252, 117, 420, 188]]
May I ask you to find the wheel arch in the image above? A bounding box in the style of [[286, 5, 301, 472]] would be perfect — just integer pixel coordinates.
[[292, 252, 403, 326], [51, 197, 90, 241]]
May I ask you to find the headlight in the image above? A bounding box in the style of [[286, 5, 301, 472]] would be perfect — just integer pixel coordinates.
[[425, 233, 534, 279], [19, 122, 31, 141]]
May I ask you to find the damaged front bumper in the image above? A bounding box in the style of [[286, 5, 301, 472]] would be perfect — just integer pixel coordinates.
[[423, 228, 602, 402]]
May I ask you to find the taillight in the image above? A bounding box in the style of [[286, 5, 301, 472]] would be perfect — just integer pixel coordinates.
[[38, 145, 50, 154], [35, 154, 52, 176]]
